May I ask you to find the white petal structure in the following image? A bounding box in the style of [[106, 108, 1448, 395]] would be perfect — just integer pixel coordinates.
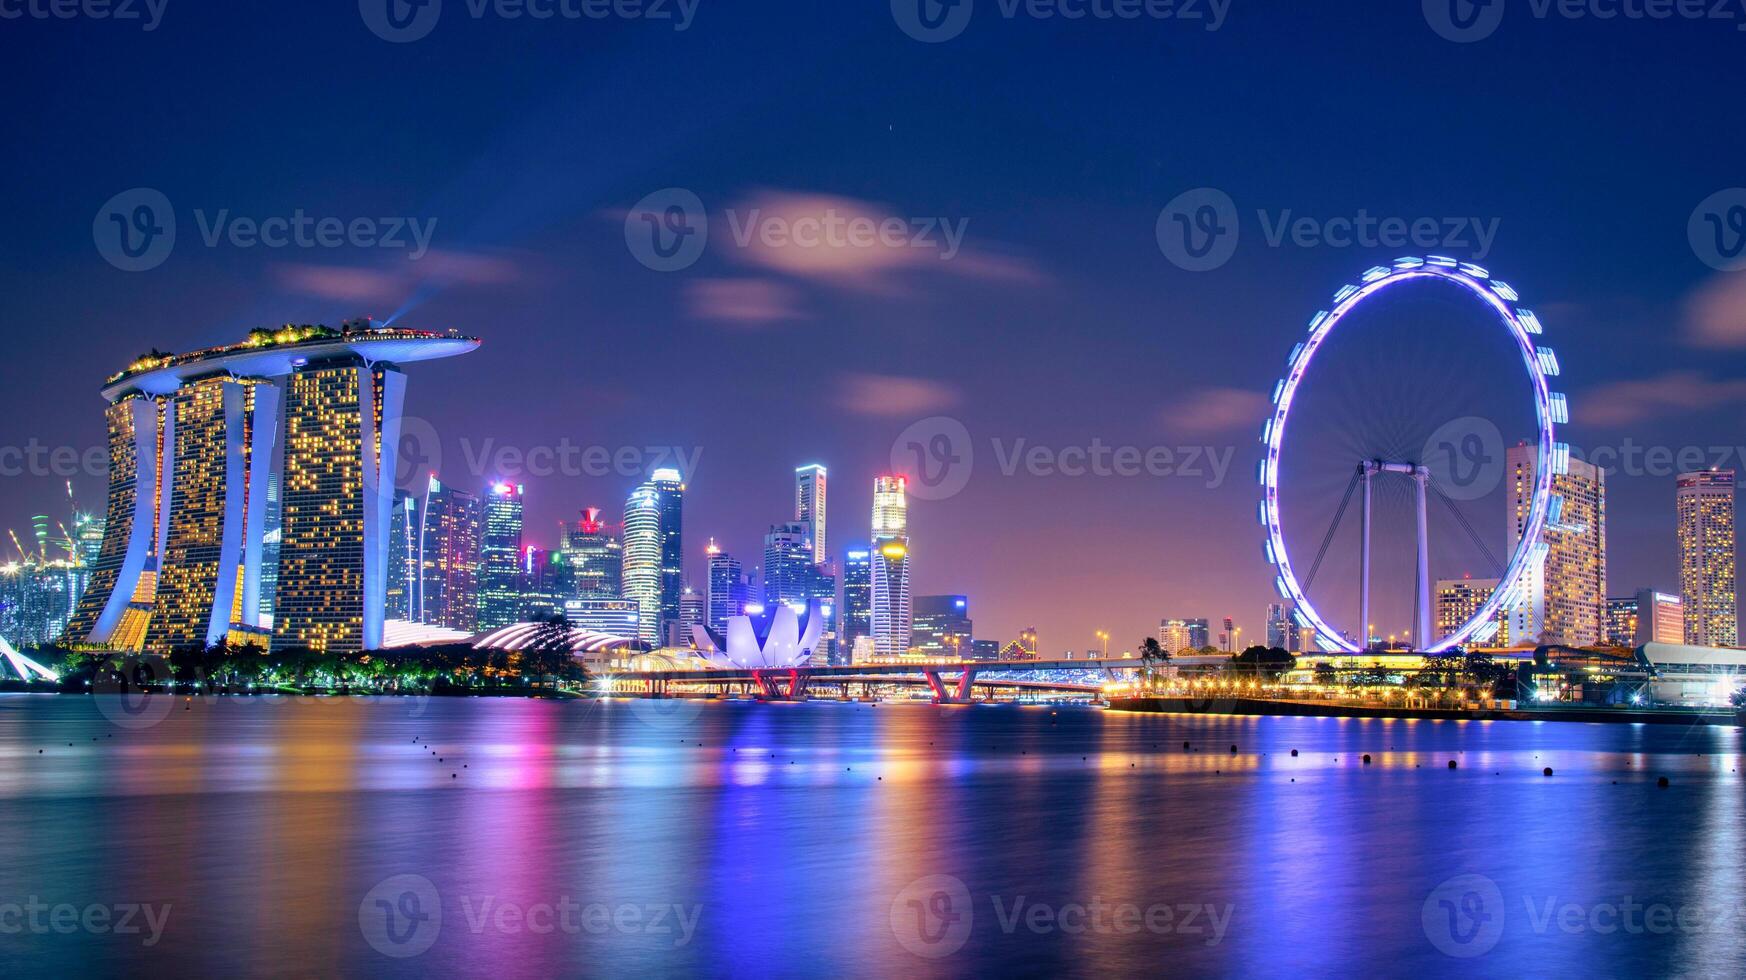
[[691, 600, 826, 669]]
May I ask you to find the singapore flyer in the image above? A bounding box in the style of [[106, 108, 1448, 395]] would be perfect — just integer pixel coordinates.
[[1259, 256, 1568, 655]]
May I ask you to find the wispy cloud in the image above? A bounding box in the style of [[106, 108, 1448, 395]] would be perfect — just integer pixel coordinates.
[[1685, 272, 1746, 349], [273, 248, 524, 303], [683, 277, 805, 326], [721, 190, 1049, 293], [835, 372, 963, 418], [1161, 387, 1268, 436], [1580, 370, 1746, 426]]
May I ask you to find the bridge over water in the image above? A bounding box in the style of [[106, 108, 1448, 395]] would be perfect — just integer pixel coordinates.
[[602, 657, 1165, 703]]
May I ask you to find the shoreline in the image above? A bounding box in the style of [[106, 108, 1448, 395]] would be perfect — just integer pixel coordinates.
[[1109, 695, 1744, 727]]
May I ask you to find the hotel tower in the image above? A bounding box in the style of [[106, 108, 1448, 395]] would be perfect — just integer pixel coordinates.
[[65, 321, 477, 654]]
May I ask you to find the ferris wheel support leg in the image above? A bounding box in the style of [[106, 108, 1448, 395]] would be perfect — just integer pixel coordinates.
[[1414, 469, 1431, 650], [1358, 466, 1373, 651]]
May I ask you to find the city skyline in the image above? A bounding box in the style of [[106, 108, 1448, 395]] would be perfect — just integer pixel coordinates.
[[3, 8, 1744, 656]]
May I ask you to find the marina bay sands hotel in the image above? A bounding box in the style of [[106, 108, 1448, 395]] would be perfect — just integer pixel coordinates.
[[64, 320, 478, 655]]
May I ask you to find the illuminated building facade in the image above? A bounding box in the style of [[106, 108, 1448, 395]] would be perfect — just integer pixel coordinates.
[[418, 477, 481, 632], [650, 469, 686, 645], [1506, 444, 1606, 647], [562, 508, 621, 599], [66, 324, 476, 654], [1435, 577, 1499, 645], [67, 394, 166, 644], [477, 482, 525, 630], [912, 595, 971, 659], [705, 539, 749, 634], [147, 376, 279, 650], [1677, 469, 1737, 648], [386, 490, 416, 621], [272, 360, 402, 653], [1265, 603, 1290, 649], [1158, 618, 1194, 654], [795, 464, 827, 568], [869, 475, 911, 658], [621, 479, 665, 644], [840, 548, 871, 656]]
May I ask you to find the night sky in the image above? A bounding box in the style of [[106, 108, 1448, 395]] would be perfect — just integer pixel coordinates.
[[3, 2, 1743, 651]]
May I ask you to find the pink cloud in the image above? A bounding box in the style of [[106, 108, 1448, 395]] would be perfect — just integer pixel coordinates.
[[1685, 272, 1746, 348], [1580, 371, 1746, 427], [273, 264, 401, 302], [272, 248, 525, 303], [683, 278, 805, 326], [720, 190, 1048, 292], [1161, 387, 1269, 436], [835, 372, 963, 418]]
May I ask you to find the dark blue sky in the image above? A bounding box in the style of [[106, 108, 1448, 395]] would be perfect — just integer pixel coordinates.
[[3, 2, 1743, 649]]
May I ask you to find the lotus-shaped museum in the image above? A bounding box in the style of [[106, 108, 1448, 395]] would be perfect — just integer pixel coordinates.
[[690, 600, 826, 669]]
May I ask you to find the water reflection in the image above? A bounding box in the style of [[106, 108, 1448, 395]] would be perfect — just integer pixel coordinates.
[[0, 695, 1739, 977]]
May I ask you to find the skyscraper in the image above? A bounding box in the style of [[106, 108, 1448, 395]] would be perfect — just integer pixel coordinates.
[[679, 585, 706, 637], [795, 464, 827, 567], [840, 548, 872, 657], [870, 475, 912, 658], [1265, 603, 1290, 649], [386, 489, 416, 621], [1677, 469, 1737, 648], [419, 477, 482, 632], [652, 469, 686, 645], [68, 324, 476, 654], [761, 522, 836, 661], [1436, 577, 1499, 645], [1158, 618, 1193, 654], [477, 482, 525, 630], [1505, 444, 1606, 647], [912, 595, 972, 659], [562, 508, 621, 599], [623, 470, 686, 645], [705, 539, 749, 633]]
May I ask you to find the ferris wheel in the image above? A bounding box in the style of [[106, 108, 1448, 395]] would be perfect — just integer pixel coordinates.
[[1258, 256, 1567, 654]]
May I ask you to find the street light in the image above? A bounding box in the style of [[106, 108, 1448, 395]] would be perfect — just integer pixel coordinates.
[[1095, 630, 1110, 658]]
